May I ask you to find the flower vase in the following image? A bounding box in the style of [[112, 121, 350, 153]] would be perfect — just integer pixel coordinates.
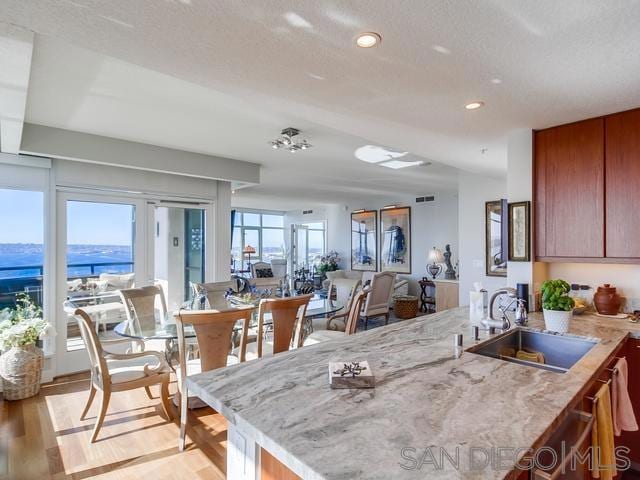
[[0, 344, 44, 400]]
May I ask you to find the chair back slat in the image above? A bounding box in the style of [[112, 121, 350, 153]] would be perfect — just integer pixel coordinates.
[[119, 285, 167, 332], [175, 308, 254, 373], [257, 294, 312, 356], [73, 309, 109, 384], [344, 289, 370, 335]]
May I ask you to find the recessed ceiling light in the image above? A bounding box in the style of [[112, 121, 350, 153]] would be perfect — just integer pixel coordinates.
[[355, 32, 381, 48], [491, 78, 502, 84], [465, 101, 484, 110]]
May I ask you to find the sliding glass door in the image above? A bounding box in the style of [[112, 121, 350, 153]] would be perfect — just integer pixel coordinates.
[[56, 192, 146, 374], [56, 193, 213, 375], [152, 205, 207, 310]]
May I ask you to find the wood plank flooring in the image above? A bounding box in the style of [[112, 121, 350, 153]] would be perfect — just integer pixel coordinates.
[[0, 372, 227, 480]]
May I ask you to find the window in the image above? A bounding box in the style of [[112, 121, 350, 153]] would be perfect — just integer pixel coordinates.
[[301, 222, 327, 265], [0, 189, 45, 310], [231, 210, 285, 271]]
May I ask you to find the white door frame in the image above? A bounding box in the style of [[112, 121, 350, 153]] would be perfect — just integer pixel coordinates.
[[55, 191, 148, 375], [55, 191, 215, 376]]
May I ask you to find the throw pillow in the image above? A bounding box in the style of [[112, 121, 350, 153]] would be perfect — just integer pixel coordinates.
[[256, 268, 274, 278]]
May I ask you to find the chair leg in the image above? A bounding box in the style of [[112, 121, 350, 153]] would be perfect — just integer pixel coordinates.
[[178, 383, 188, 451], [160, 379, 173, 421], [364, 316, 369, 330], [80, 383, 97, 420], [144, 386, 154, 399], [385, 313, 389, 325], [90, 389, 111, 443]]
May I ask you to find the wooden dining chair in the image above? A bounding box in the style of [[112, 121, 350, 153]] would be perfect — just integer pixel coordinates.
[[236, 294, 313, 361], [311, 278, 361, 332], [192, 281, 233, 309], [175, 307, 255, 451], [304, 289, 369, 346], [119, 285, 167, 333], [73, 308, 173, 444]]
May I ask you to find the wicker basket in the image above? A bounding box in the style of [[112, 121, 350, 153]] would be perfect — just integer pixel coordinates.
[[394, 295, 419, 319], [0, 344, 44, 400]]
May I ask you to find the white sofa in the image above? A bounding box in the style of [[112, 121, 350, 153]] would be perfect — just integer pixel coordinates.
[[324, 269, 409, 304]]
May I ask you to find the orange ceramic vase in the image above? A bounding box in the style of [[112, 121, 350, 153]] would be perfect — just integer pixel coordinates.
[[593, 284, 622, 315]]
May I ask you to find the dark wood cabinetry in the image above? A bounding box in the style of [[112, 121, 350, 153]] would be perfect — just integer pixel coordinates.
[[605, 109, 640, 259], [534, 107, 640, 262], [534, 118, 605, 259]]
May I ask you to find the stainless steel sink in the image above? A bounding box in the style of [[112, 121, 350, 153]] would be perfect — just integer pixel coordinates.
[[467, 328, 597, 373]]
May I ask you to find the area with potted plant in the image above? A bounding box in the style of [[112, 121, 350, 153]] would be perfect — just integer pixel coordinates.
[[540, 279, 575, 333], [0, 294, 55, 400]]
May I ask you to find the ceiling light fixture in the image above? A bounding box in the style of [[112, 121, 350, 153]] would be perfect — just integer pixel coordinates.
[[355, 32, 381, 48], [465, 101, 485, 110], [270, 127, 312, 153]]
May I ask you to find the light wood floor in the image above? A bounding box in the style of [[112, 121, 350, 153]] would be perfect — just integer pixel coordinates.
[[0, 372, 228, 480]]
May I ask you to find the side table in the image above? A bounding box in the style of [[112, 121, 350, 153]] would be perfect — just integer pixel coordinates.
[[418, 279, 436, 313]]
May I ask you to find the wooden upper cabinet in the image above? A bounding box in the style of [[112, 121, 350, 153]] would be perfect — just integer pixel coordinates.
[[605, 109, 640, 258], [534, 118, 605, 258]]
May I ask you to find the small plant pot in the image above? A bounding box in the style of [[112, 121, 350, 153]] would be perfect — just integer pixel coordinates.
[[543, 309, 573, 333]]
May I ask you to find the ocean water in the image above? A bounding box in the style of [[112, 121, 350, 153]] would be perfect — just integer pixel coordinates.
[[0, 244, 133, 279]]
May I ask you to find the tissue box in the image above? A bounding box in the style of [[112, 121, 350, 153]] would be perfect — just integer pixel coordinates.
[[329, 361, 375, 389], [469, 291, 484, 322]]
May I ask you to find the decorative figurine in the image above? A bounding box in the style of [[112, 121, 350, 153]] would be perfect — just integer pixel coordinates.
[[443, 244, 457, 280]]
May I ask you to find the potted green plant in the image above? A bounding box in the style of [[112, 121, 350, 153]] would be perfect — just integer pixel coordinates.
[[316, 251, 341, 278], [0, 294, 55, 400], [541, 279, 575, 333]]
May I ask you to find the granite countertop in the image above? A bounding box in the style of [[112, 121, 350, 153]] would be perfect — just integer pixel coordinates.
[[188, 308, 640, 479]]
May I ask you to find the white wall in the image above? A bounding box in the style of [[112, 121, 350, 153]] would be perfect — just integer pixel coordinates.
[[506, 129, 534, 289], [285, 192, 459, 295], [458, 171, 508, 305]]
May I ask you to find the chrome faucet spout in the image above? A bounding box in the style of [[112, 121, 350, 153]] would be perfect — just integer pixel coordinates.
[[481, 287, 517, 331]]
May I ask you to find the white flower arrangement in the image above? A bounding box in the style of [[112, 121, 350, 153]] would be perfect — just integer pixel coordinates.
[[0, 294, 56, 350]]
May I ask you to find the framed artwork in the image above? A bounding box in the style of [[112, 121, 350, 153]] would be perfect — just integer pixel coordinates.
[[379, 206, 411, 274], [508, 201, 531, 262], [485, 200, 508, 277], [351, 210, 378, 271]]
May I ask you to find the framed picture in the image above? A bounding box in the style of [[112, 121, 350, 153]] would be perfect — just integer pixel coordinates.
[[485, 200, 508, 277], [351, 210, 378, 271], [379, 206, 411, 274], [508, 201, 531, 262]]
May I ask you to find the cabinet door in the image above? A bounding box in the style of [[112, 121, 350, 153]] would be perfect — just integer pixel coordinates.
[[534, 118, 604, 258], [606, 109, 640, 258]]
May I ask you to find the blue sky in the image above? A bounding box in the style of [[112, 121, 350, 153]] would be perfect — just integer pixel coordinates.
[[0, 190, 44, 243], [0, 190, 134, 245]]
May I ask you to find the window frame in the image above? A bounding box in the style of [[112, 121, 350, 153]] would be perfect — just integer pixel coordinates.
[[232, 209, 286, 269]]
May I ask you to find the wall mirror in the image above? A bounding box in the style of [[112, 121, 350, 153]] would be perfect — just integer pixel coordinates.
[[485, 199, 508, 277]]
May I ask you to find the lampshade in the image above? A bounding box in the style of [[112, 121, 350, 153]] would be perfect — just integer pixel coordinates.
[[427, 247, 444, 264], [243, 245, 256, 254]]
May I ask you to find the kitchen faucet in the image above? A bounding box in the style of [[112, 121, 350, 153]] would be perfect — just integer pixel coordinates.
[[481, 287, 517, 332]]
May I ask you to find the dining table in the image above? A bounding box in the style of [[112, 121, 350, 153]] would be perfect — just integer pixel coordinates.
[[113, 295, 344, 367]]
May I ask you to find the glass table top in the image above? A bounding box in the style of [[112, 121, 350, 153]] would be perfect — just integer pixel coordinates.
[[114, 297, 343, 341]]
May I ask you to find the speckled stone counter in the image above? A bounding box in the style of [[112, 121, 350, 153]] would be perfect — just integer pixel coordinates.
[[187, 308, 640, 479]]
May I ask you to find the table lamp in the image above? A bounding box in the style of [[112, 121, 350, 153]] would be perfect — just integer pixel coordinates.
[[243, 245, 256, 269], [427, 247, 444, 279]]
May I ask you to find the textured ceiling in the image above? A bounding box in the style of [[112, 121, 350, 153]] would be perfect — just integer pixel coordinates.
[[4, 0, 640, 203]]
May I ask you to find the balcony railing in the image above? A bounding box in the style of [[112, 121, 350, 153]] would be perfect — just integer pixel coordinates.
[[0, 261, 134, 309]]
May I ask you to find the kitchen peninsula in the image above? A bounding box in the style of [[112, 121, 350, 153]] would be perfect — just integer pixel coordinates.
[[188, 308, 640, 479]]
